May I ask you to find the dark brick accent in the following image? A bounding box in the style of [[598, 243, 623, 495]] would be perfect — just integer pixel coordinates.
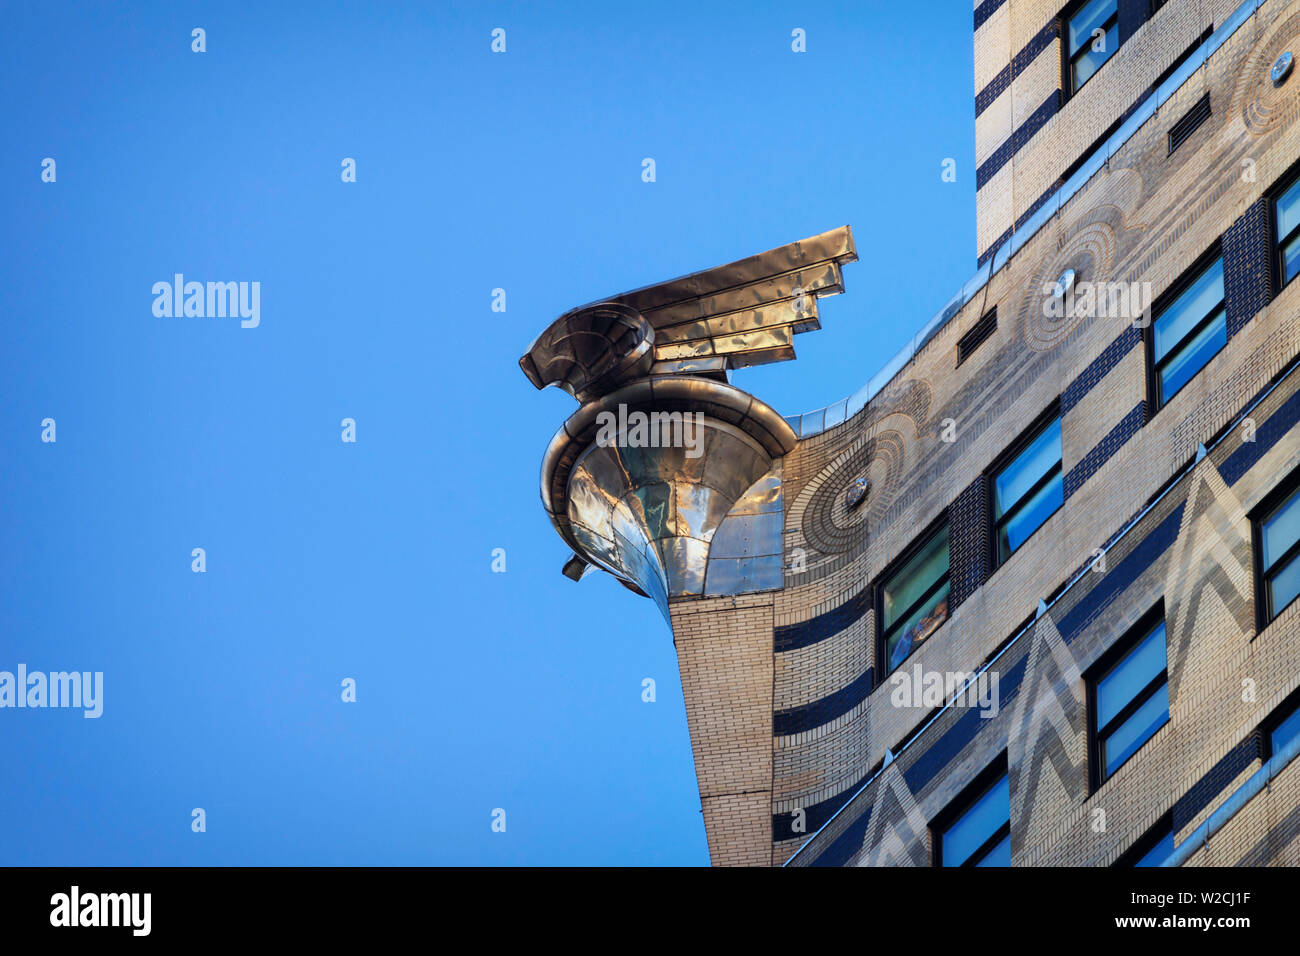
[[774, 589, 871, 652], [783, 652, 1030, 861], [978, 226, 1013, 268], [1062, 325, 1142, 415], [1222, 198, 1274, 340], [948, 475, 990, 611], [1014, 181, 1061, 233], [772, 668, 873, 737], [1064, 402, 1145, 499], [772, 774, 871, 845], [1056, 502, 1186, 643], [977, 138, 1015, 192], [1117, 0, 1153, 46], [1171, 734, 1260, 833], [973, 0, 1006, 32], [1221, 384, 1300, 485], [976, 66, 1010, 117], [977, 92, 1060, 190], [975, 21, 1061, 118], [807, 804, 874, 867], [1014, 93, 1060, 154], [1014, 21, 1059, 78]]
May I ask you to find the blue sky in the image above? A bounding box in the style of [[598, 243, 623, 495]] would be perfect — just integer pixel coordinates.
[[1, 1, 975, 865]]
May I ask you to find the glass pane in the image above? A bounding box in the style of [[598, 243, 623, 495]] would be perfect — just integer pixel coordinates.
[[1153, 258, 1224, 361], [942, 773, 1009, 867], [1072, 22, 1118, 90], [999, 471, 1063, 560], [1267, 554, 1300, 621], [882, 526, 949, 630], [1102, 682, 1169, 778], [995, 418, 1062, 519], [1069, 0, 1117, 57], [1277, 175, 1300, 242], [1158, 310, 1226, 404], [1270, 704, 1300, 758], [886, 581, 950, 671], [974, 832, 1012, 867], [1262, 488, 1300, 568], [1134, 828, 1175, 867], [1097, 620, 1167, 729], [1284, 233, 1300, 286]]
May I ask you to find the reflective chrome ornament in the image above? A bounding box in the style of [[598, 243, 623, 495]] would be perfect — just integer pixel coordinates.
[[520, 229, 857, 616], [1053, 268, 1076, 299], [845, 476, 870, 510], [539, 377, 796, 619], [518, 303, 654, 404], [520, 226, 857, 398], [1272, 51, 1293, 87]]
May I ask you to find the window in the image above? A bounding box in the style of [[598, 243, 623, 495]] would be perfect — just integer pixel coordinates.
[[991, 411, 1063, 565], [879, 524, 950, 674], [1275, 170, 1300, 288], [1116, 814, 1174, 867], [1150, 252, 1225, 409], [935, 761, 1011, 867], [1090, 610, 1169, 784], [1255, 477, 1300, 626], [1264, 694, 1300, 759], [1067, 0, 1119, 94]]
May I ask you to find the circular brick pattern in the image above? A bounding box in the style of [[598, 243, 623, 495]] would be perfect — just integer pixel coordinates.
[[1236, 12, 1300, 137], [1017, 214, 1120, 353], [801, 430, 906, 556]]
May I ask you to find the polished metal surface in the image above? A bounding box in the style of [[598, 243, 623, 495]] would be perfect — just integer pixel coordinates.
[[1273, 50, 1293, 86], [704, 464, 785, 596], [518, 302, 655, 403], [844, 476, 870, 511], [521, 229, 858, 610], [536, 377, 796, 617], [520, 227, 858, 404]]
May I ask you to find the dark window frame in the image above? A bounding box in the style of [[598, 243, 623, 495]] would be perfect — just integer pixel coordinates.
[[1061, 0, 1121, 98], [874, 513, 951, 683], [986, 400, 1064, 570], [1251, 461, 1300, 631], [1270, 161, 1300, 294], [1143, 239, 1225, 416], [1087, 602, 1169, 791], [1113, 811, 1174, 867], [1260, 683, 1300, 760], [931, 753, 1011, 868]]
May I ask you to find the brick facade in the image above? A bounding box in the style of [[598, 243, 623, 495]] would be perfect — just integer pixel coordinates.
[[658, 0, 1300, 865]]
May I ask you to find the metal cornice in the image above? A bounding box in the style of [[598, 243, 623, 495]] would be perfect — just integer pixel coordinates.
[[538, 377, 797, 577]]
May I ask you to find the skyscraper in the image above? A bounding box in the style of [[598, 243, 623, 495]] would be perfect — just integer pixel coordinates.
[[521, 0, 1300, 866]]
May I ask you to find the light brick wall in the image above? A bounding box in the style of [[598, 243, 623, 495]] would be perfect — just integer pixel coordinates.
[[670, 594, 775, 866]]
